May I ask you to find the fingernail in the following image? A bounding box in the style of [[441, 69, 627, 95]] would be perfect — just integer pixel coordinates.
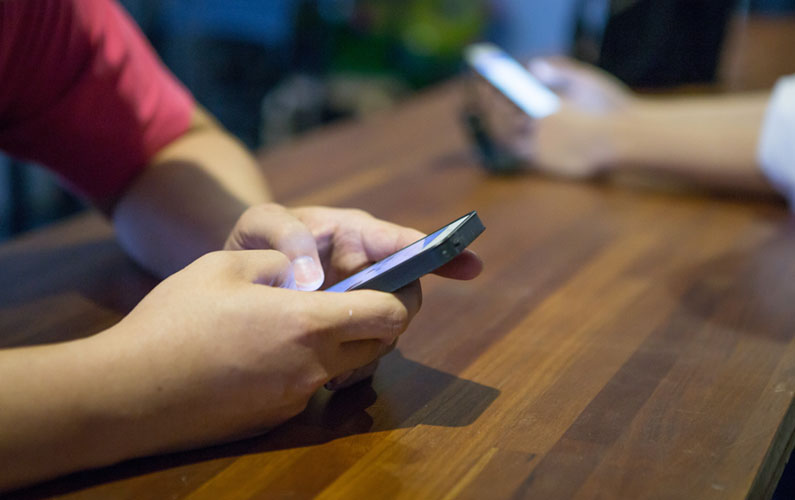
[[292, 256, 324, 291]]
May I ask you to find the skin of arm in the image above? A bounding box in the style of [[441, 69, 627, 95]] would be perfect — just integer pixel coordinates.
[[113, 106, 482, 285], [603, 92, 771, 193], [112, 106, 273, 278], [0, 250, 421, 491], [491, 57, 777, 196]]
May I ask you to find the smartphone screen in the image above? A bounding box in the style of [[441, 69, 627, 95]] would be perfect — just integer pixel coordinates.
[[325, 213, 474, 292], [465, 43, 560, 119]]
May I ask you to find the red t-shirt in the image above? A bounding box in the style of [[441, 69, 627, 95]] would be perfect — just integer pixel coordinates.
[[0, 0, 194, 204]]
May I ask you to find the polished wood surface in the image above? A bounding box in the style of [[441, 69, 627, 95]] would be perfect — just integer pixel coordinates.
[[4, 82, 795, 500], [720, 15, 795, 91]]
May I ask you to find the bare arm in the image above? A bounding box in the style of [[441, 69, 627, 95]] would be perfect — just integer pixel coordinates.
[[610, 92, 772, 193], [111, 107, 483, 288], [498, 58, 779, 197], [112, 106, 273, 277], [0, 251, 421, 492]]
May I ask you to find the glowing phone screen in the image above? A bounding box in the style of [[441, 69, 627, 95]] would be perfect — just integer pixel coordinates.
[[466, 43, 560, 119]]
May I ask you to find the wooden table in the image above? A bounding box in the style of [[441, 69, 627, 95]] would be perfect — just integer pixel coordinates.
[[4, 82, 795, 500]]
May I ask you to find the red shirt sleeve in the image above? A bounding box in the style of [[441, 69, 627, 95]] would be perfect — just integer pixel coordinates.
[[0, 0, 194, 204]]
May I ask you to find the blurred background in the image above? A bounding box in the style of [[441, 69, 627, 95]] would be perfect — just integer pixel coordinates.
[[2, 0, 795, 240]]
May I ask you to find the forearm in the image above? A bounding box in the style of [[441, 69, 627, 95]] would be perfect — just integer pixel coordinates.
[[0, 323, 259, 492], [610, 92, 774, 193], [0, 333, 158, 491], [112, 107, 273, 277]]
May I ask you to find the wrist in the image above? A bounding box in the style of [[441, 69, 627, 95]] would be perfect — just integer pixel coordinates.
[[65, 330, 157, 466], [604, 99, 658, 169], [0, 331, 147, 488]]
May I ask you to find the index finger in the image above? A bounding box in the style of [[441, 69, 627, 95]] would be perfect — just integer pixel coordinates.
[[228, 204, 325, 291], [363, 221, 483, 281]]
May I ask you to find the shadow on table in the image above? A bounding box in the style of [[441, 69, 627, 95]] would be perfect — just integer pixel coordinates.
[[0, 233, 156, 348], [671, 225, 795, 343], [11, 350, 500, 499]]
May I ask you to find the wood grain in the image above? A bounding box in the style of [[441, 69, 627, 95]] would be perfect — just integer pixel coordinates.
[[720, 14, 795, 91], [4, 81, 795, 500]]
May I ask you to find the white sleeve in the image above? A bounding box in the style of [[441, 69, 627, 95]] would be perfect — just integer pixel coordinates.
[[758, 75, 795, 207]]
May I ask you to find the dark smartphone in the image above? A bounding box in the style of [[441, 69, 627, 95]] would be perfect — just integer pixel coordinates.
[[326, 211, 485, 292], [462, 43, 559, 174]]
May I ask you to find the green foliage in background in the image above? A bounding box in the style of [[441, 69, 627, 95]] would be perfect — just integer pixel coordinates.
[[322, 0, 486, 87]]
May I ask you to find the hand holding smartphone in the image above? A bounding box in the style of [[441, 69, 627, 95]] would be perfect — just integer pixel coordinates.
[[326, 211, 485, 293]]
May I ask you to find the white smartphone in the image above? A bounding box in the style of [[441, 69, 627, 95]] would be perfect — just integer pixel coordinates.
[[326, 211, 484, 293], [464, 43, 560, 119]]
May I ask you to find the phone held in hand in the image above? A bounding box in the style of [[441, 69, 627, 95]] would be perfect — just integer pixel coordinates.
[[464, 42, 560, 119], [326, 211, 485, 293]]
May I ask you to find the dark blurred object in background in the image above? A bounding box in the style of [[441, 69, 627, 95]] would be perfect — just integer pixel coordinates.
[[594, 0, 795, 89], [128, 0, 485, 147], [262, 0, 484, 146], [595, 0, 737, 88], [0, 158, 84, 239], [139, 0, 298, 148], [751, 0, 795, 12]]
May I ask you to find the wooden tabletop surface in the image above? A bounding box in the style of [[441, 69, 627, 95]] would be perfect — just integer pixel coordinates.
[[4, 82, 795, 500]]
